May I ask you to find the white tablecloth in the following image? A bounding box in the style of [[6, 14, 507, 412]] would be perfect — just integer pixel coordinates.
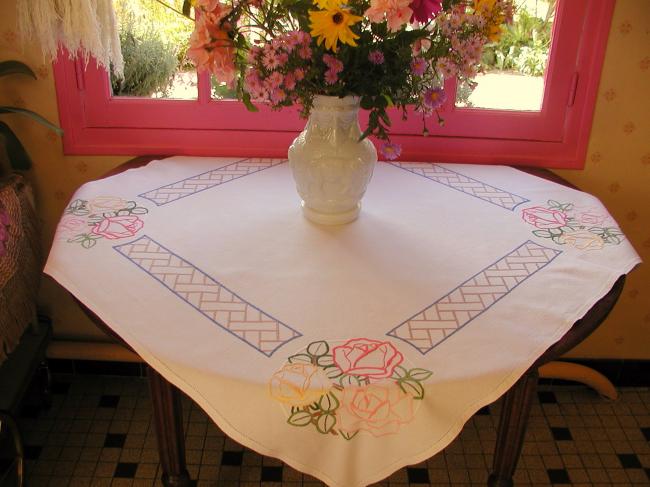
[[45, 157, 641, 487]]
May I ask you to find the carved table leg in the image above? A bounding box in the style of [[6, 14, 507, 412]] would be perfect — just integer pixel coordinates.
[[147, 366, 191, 487], [488, 369, 539, 487]]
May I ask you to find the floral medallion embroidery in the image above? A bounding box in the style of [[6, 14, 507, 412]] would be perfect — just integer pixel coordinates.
[[522, 200, 623, 251], [56, 196, 148, 249], [269, 338, 432, 440]]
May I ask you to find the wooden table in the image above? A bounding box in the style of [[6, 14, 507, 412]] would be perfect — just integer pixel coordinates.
[[73, 156, 626, 487]]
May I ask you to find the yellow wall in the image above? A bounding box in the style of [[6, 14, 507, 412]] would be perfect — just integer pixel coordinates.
[[0, 1, 648, 356]]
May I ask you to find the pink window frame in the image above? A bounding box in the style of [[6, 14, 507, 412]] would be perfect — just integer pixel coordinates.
[[52, 0, 614, 168]]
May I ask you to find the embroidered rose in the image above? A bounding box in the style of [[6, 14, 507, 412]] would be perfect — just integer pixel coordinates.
[[55, 215, 87, 239], [522, 207, 567, 229], [88, 196, 128, 214], [269, 363, 332, 407], [575, 211, 607, 226], [332, 338, 403, 379], [558, 230, 605, 250], [91, 216, 144, 239], [337, 382, 415, 437]]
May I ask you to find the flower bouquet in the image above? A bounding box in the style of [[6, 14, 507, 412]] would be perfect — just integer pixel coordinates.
[[188, 0, 513, 223], [188, 0, 513, 158]]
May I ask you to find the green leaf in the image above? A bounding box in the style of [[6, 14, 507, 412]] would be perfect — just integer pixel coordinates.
[[0, 107, 63, 135], [288, 353, 312, 364], [315, 413, 336, 434], [407, 368, 433, 381], [398, 379, 425, 400], [339, 430, 359, 441], [339, 374, 363, 387], [317, 354, 334, 367], [287, 410, 313, 427], [0, 61, 36, 80], [182, 0, 192, 17], [0, 121, 31, 170], [318, 393, 339, 412], [391, 365, 408, 380], [532, 229, 552, 238], [307, 341, 329, 357], [324, 365, 343, 379]]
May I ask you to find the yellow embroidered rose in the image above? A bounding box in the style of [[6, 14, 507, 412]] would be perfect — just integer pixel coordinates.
[[88, 196, 128, 214], [558, 230, 605, 251], [269, 363, 332, 407]]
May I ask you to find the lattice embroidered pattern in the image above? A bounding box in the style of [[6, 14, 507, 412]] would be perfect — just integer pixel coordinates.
[[114, 236, 301, 356], [139, 158, 286, 206], [387, 241, 561, 354], [390, 162, 529, 211]]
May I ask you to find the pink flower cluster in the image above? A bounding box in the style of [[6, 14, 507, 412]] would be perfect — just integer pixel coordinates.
[[323, 54, 344, 84], [187, 0, 237, 87], [365, 0, 442, 32], [435, 9, 489, 79], [244, 31, 311, 105]]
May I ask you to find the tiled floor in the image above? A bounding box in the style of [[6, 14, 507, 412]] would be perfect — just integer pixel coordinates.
[[5, 375, 650, 486]]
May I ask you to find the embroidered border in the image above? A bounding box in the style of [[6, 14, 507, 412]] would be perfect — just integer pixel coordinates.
[[389, 162, 529, 211], [114, 235, 301, 356], [387, 241, 561, 354], [139, 158, 286, 206]]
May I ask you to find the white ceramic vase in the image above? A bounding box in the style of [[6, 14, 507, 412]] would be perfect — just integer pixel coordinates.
[[288, 95, 377, 225]]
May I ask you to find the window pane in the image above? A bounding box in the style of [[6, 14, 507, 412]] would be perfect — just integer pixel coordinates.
[[111, 0, 197, 99], [456, 0, 555, 111]]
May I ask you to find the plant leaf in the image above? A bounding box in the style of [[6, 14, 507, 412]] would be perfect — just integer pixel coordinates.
[[317, 354, 334, 367], [315, 413, 336, 434], [287, 410, 313, 427], [339, 430, 359, 441], [391, 365, 408, 380], [0, 61, 36, 80], [0, 107, 63, 135], [398, 379, 425, 400], [182, 0, 192, 17], [324, 365, 343, 379], [407, 368, 433, 381], [0, 121, 31, 170], [288, 353, 312, 364], [318, 392, 339, 412], [307, 341, 329, 357]]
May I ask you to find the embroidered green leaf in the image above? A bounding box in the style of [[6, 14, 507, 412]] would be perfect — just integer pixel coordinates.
[[288, 353, 312, 364], [80, 237, 98, 249], [66, 199, 89, 216], [407, 368, 432, 381], [391, 365, 408, 380], [399, 379, 425, 400], [287, 410, 313, 427], [317, 354, 335, 367], [551, 236, 564, 245], [307, 341, 329, 357], [532, 229, 552, 238], [315, 413, 336, 434], [339, 430, 359, 441], [324, 365, 343, 379], [548, 228, 563, 236], [339, 374, 363, 387], [319, 392, 339, 412]]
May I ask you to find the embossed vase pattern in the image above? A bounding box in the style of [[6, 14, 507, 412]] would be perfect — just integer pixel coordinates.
[[288, 95, 377, 225]]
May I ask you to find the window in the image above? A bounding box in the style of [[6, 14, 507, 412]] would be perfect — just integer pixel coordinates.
[[53, 0, 615, 168]]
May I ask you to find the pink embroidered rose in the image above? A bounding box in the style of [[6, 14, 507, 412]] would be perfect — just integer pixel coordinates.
[[558, 231, 605, 251], [522, 207, 567, 229], [337, 382, 415, 437], [55, 215, 87, 239], [91, 216, 144, 240], [332, 338, 403, 379], [269, 363, 332, 407]]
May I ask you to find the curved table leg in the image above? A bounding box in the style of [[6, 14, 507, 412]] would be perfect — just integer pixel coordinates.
[[488, 369, 538, 487], [147, 367, 191, 487]]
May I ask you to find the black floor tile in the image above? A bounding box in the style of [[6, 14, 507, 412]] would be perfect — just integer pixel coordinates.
[[104, 433, 126, 448], [261, 466, 283, 482], [538, 391, 557, 404], [23, 445, 42, 460], [546, 468, 570, 484], [407, 467, 430, 484], [476, 406, 490, 415], [641, 427, 650, 442], [98, 394, 120, 408], [550, 427, 573, 441], [618, 453, 642, 469], [114, 462, 138, 478], [221, 450, 244, 466]]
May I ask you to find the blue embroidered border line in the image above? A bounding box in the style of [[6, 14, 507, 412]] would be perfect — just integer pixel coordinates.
[[387, 240, 561, 354], [114, 235, 301, 357], [389, 162, 530, 211], [139, 158, 287, 206]]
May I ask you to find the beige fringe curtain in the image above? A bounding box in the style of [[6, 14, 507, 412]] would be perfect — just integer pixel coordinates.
[[17, 0, 124, 77]]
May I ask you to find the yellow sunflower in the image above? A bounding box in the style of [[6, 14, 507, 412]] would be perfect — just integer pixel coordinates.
[[313, 0, 343, 9], [309, 7, 362, 52]]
